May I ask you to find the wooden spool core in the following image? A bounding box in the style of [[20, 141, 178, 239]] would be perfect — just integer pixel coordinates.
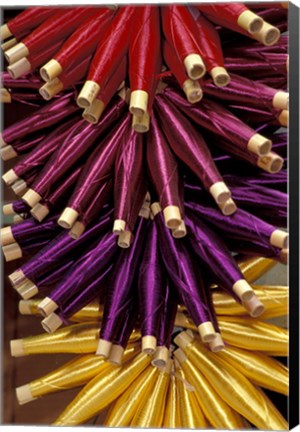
[[0, 87, 12, 103], [17, 281, 38, 300], [7, 57, 31, 79], [113, 219, 126, 235], [247, 133, 272, 156], [183, 54, 206, 80], [39, 78, 63, 100], [5, 42, 29, 64], [237, 10, 263, 34], [210, 66, 231, 87], [10, 339, 25, 357], [278, 110, 288, 127], [257, 152, 283, 173], [0, 133, 6, 147], [42, 313, 63, 334], [118, 230, 132, 248], [209, 333, 225, 352], [3, 242, 22, 262], [129, 90, 149, 117], [109, 345, 125, 366], [96, 339, 112, 357], [1, 145, 18, 161], [1, 37, 18, 52], [58, 207, 79, 229], [270, 230, 288, 249], [11, 179, 27, 196], [173, 348, 187, 364], [16, 384, 36, 405], [174, 330, 193, 349], [3, 203, 14, 216], [218, 198, 237, 216], [8, 269, 26, 288], [242, 296, 265, 318], [40, 59, 63, 82], [22, 189, 42, 208], [183, 79, 203, 103], [141, 335, 157, 355], [273, 91, 288, 110], [198, 322, 217, 343], [209, 181, 231, 204], [163, 205, 182, 229], [152, 346, 169, 368], [2, 168, 19, 185], [77, 80, 100, 108], [253, 22, 280, 46], [69, 221, 85, 239], [0, 23, 12, 41], [38, 297, 59, 317], [30, 203, 49, 222], [232, 279, 254, 301], [132, 112, 150, 133], [83, 99, 105, 124], [0, 226, 15, 246], [172, 220, 187, 239]]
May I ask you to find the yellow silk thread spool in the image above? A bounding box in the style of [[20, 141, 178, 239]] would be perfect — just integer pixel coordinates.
[[10, 322, 141, 357], [131, 359, 172, 428], [218, 316, 288, 355], [238, 256, 277, 283], [216, 344, 288, 395], [213, 285, 287, 318], [176, 333, 288, 430], [104, 364, 158, 427], [175, 367, 207, 428], [53, 352, 151, 426], [10, 322, 101, 356], [163, 372, 178, 428], [173, 350, 247, 430], [15, 345, 139, 405]]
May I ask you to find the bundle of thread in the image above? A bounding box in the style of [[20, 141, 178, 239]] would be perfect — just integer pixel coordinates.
[[11, 257, 288, 428], [1, 3, 288, 428]]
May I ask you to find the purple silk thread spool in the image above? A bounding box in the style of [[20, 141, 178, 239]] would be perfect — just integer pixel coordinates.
[[1, 92, 79, 146], [113, 120, 146, 235], [98, 214, 149, 357], [154, 94, 234, 215], [109, 304, 138, 365], [186, 201, 287, 251], [152, 203, 217, 344], [31, 165, 83, 222], [11, 116, 82, 182], [147, 112, 183, 229], [163, 86, 272, 158], [9, 210, 113, 296], [185, 209, 257, 305], [22, 94, 127, 209], [61, 112, 132, 229], [46, 263, 114, 334], [38, 229, 119, 319], [138, 221, 166, 354]]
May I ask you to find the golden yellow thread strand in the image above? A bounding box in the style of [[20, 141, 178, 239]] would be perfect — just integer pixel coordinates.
[[218, 316, 288, 356], [215, 344, 288, 395], [131, 362, 171, 427], [163, 373, 178, 428], [178, 358, 247, 429], [183, 340, 288, 430], [175, 368, 207, 428], [237, 256, 277, 283], [53, 352, 150, 426], [14, 322, 140, 356], [213, 285, 287, 318], [27, 345, 139, 400], [104, 364, 158, 427]]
